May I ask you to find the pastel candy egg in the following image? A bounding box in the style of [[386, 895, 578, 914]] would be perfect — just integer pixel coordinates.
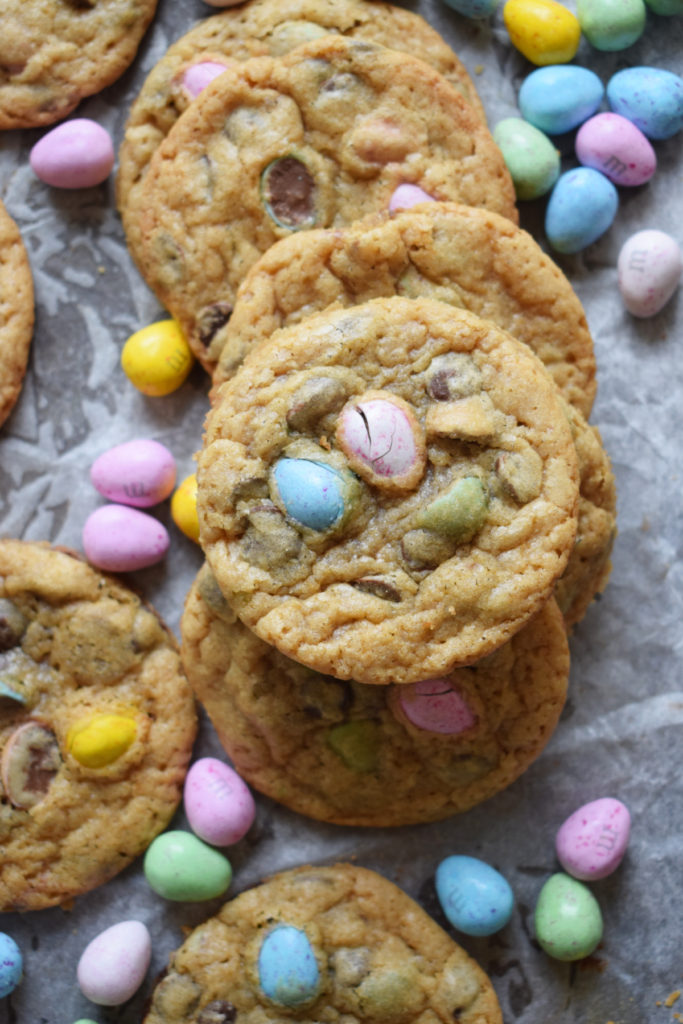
[[519, 65, 604, 135], [607, 67, 683, 140], [326, 721, 380, 773], [181, 61, 228, 98], [389, 183, 436, 213], [492, 118, 560, 199], [575, 112, 656, 186], [503, 0, 581, 65], [82, 504, 170, 572], [76, 921, 151, 1006], [29, 119, 114, 189], [398, 679, 476, 734], [258, 925, 321, 1007], [577, 0, 646, 50], [184, 758, 255, 846], [556, 797, 631, 880], [90, 439, 177, 508], [66, 712, 137, 768], [143, 830, 232, 901], [416, 476, 488, 541], [336, 393, 425, 490], [436, 856, 514, 937], [0, 933, 22, 998], [121, 319, 194, 396], [534, 873, 603, 961], [441, 0, 499, 17], [272, 458, 348, 531], [618, 229, 682, 317], [545, 168, 618, 254], [171, 473, 200, 542]]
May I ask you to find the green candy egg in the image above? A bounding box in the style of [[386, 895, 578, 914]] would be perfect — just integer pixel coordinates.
[[144, 830, 232, 901], [534, 873, 603, 961], [577, 0, 646, 50], [493, 118, 560, 200], [417, 476, 488, 542], [327, 721, 380, 773]]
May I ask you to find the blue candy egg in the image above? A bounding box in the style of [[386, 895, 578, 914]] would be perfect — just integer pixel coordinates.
[[545, 168, 618, 254], [519, 65, 604, 135], [258, 925, 320, 1007], [441, 0, 499, 17], [0, 932, 23, 998], [435, 855, 514, 937], [607, 67, 683, 140], [273, 459, 346, 531]]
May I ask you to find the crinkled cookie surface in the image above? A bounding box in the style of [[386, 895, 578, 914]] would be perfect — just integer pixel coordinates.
[[0, 200, 33, 428]]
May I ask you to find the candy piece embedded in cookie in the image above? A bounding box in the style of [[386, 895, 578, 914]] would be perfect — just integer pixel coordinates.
[[199, 297, 579, 684], [0, 540, 197, 912], [181, 565, 569, 827], [143, 862, 503, 1023], [134, 34, 517, 370], [0, 200, 33, 429]]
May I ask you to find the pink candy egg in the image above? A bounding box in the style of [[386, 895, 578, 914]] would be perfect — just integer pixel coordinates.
[[618, 229, 682, 317], [83, 504, 170, 572], [77, 920, 151, 1006], [184, 758, 255, 847], [181, 61, 229, 98], [339, 397, 419, 479], [556, 797, 631, 881], [29, 119, 115, 189], [389, 183, 436, 213], [90, 439, 177, 508], [398, 679, 477, 734], [575, 112, 656, 186]]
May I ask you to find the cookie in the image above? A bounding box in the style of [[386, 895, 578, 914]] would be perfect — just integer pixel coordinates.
[[117, 0, 486, 269], [213, 201, 596, 417], [133, 34, 517, 369], [182, 565, 569, 827], [143, 862, 503, 1023], [0, 0, 159, 130], [0, 539, 197, 912], [0, 200, 33, 428], [198, 296, 579, 684]]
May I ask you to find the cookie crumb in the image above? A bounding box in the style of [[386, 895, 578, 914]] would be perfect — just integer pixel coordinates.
[[665, 991, 681, 1008]]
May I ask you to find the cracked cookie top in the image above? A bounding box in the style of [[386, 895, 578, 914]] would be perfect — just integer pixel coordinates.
[[0, 199, 33, 428]]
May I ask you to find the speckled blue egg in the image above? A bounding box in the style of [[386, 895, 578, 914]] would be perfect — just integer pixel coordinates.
[[258, 925, 320, 1007], [441, 0, 499, 16], [607, 67, 683, 140], [273, 459, 346, 531], [545, 167, 618, 254], [519, 65, 604, 135], [435, 855, 514, 937], [0, 933, 23, 998]]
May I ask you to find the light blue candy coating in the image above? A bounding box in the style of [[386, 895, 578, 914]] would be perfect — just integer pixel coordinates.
[[441, 0, 499, 17], [258, 925, 320, 1007], [0, 933, 23, 998], [519, 65, 604, 135], [607, 67, 683, 140], [577, 0, 646, 49], [273, 459, 346, 531], [0, 679, 27, 705], [435, 855, 514, 937], [545, 168, 618, 254], [493, 118, 560, 199]]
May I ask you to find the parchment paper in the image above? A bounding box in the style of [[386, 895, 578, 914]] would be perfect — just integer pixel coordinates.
[[0, 2, 681, 1021]]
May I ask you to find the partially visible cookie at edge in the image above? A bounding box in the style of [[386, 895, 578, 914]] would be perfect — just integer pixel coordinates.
[[0, 199, 34, 428]]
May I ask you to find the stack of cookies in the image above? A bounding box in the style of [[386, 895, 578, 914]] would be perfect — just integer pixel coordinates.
[[117, 0, 616, 829]]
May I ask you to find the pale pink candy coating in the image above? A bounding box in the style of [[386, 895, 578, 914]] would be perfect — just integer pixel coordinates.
[[184, 758, 255, 847], [618, 229, 682, 318], [29, 118, 115, 189], [556, 797, 631, 881], [389, 183, 436, 213], [339, 398, 417, 478], [399, 679, 476, 735], [90, 439, 177, 508], [181, 61, 229, 98], [575, 113, 656, 187], [77, 920, 151, 1006], [82, 504, 170, 572]]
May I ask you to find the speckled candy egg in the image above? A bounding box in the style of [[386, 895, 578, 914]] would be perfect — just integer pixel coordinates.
[[607, 66, 683, 140], [90, 439, 177, 508], [143, 830, 232, 901], [545, 168, 618, 254], [76, 921, 151, 1006], [618, 229, 682, 317], [493, 117, 560, 199], [436, 855, 514, 936], [258, 925, 321, 1007], [577, 0, 646, 50], [82, 504, 170, 572], [503, 0, 581, 64], [519, 65, 604, 135], [184, 758, 255, 846], [556, 797, 631, 880], [0, 933, 22, 998], [576, 113, 656, 187], [534, 873, 603, 961]]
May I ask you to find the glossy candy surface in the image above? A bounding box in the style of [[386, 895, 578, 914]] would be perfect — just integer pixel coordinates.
[[556, 797, 631, 879], [143, 830, 232, 901], [82, 504, 170, 572], [273, 459, 347, 531], [534, 873, 603, 961], [30, 119, 114, 188], [67, 712, 137, 768], [76, 921, 151, 1006], [493, 117, 560, 199], [0, 933, 22, 998], [436, 855, 514, 936], [576, 113, 656, 186], [184, 758, 255, 846], [416, 476, 488, 541], [398, 679, 476, 734], [389, 183, 436, 213], [577, 0, 646, 50], [545, 168, 618, 253], [337, 395, 423, 488], [519, 65, 604, 135], [121, 320, 194, 396], [618, 229, 682, 316], [607, 67, 683, 140], [503, 0, 581, 65], [171, 473, 200, 542], [258, 925, 320, 1007], [181, 61, 228, 98], [90, 439, 177, 508]]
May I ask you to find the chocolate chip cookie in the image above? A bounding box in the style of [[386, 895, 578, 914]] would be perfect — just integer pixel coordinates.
[[0, 200, 33, 428], [0, 539, 197, 911], [198, 297, 579, 684]]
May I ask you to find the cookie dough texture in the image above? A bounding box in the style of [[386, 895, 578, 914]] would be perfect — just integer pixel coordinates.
[[134, 34, 517, 368], [213, 202, 596, 417], [199, 297, 579, 684], [0, 540, 197, 912], [143, 863, 503, 1024], [182, 566, 569, 827], [0, 200, 34, 428]]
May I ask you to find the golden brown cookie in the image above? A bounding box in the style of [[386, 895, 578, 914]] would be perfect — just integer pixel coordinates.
[[0, 200, 33, 428], [0, 539, 197, 912], [133, 34, 517, 370], [0, 0, 159, 130], [143, 862, 503, 1023], [198, 297, 579, 685]]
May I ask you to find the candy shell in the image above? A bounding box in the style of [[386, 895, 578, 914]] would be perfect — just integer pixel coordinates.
[[67, 712, 137, 768], [389, 184, 436, 213], [121, 319, 194, 397], [143, 830, 232, 901], [556, 797, 631, 880], [82, 504, 170, 572], [171, 473, 200, 542], [272, 458, 348, 531], [534, 873, 603, 961], [503, 0, 581, 65], [545, 168, 618, 254], [181, 61, 228, 98], [436, 855, 514, 937], [493, 117, 560, 199], [29, 119, 114, 189], [618, 229, 682, 317], [575, 113, 656, 187], [416, 476, 488, 541], [398, 679, 476, 734], [441, 0, 499, 16], [607, 67, 683, 140], [326, 721, 379, 773], [577, 0, 646, 50], [90, 439, 177, 508], [519, 65, 604, 135], [184, 758, 255, 846], [0, 932, 22, 998], [337, 395, 423, 487], [76, 921, 151, 1006], [258, 925, 320, 1007]]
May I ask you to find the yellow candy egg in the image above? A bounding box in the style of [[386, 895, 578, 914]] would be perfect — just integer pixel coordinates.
[[121, 319, 194, 396], [67, 712, 137, 768], [171, 473, 200, 543], [503, 0, 581, 65]]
